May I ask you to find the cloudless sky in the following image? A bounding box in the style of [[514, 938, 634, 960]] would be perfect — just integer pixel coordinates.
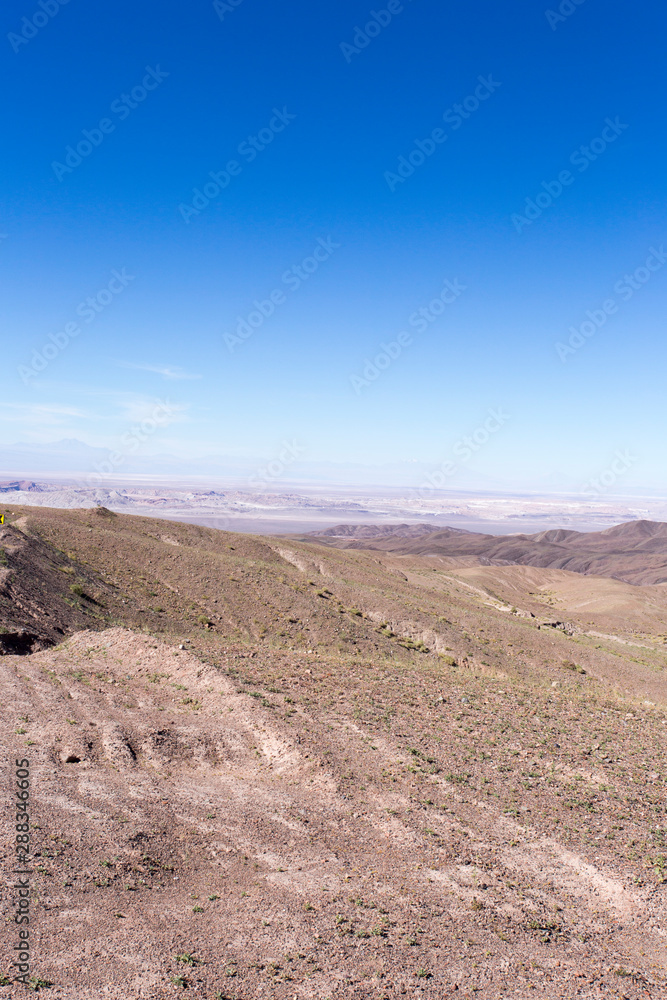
[[1, 0, 665, 492]]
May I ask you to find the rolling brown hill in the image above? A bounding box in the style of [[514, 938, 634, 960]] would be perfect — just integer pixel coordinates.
[[308, 519, 667, 586], [1, 504, 666, 998], [0, 509, 116, 653]]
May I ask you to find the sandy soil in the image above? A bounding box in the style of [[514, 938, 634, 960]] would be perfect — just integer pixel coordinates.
[[0, 626, 664, 998], [1, 507, 666, 997]]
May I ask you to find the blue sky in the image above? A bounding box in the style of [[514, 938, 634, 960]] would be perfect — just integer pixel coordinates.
[[1, 0, 665, 492]]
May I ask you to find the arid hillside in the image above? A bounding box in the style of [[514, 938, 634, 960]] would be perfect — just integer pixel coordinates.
[[1, 505, 666, 999], [308, 519, 667, 586]]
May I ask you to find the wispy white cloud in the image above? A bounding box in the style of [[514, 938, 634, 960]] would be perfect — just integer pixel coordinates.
[[116, 361, 202, 380], [115, 395, 188, 426], [0, 402, 92, 443], [70, 390, 190, 428], [30, 386, 190, 424], [0, 391, 190, 452], [0, 402, 89, 423]]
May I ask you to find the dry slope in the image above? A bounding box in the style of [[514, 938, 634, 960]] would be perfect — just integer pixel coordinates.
[[0, 505, 665, 999], [308, 519, 667, 586]]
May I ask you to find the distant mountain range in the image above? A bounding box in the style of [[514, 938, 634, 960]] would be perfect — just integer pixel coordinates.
[[313, 523, 473, 539], [0, 480, 46, 492], [309, 519, 667, 586], [3, 438, 657, 493], [0, 439, 514, 487]]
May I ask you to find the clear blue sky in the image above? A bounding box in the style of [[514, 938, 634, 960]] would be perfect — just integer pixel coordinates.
[[1, 0, 665, 492]]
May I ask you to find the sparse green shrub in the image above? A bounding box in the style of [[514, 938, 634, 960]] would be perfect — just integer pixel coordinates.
[[398, 637, 430, 653], [444, 772, 470, 785]]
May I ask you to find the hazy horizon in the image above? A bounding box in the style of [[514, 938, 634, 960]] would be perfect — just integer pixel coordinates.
[[0, 436, 664, 499]]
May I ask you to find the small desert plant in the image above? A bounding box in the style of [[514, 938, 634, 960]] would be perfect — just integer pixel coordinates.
[[562, 660, 586, 674]]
